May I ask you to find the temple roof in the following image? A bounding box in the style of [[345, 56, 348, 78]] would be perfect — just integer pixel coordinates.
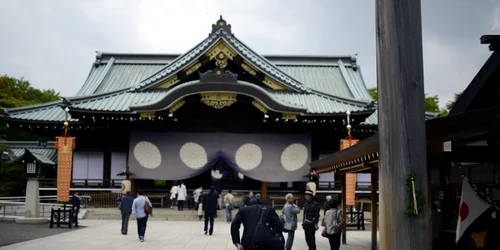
[[2, 16, 376, 124], [76, 51, 371, 101], [1, 141, 57, 164]]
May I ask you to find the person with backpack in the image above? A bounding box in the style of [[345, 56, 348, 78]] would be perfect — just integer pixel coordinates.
[[322, 199, 343, 250], [282, 193, 300, 250], [132, 189, 152, 242], [231, 198, 285, 250]]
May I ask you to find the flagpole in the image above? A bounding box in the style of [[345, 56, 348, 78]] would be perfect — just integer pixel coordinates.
[[461, 175, 499, 211]]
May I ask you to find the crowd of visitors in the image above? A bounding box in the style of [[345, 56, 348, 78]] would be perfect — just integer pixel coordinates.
[[113, 182, 342, 249]]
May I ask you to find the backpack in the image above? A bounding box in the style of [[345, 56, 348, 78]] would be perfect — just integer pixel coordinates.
[[251, 206, 285, 250]]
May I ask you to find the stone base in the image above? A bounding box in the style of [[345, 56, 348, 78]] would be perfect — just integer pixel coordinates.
[[15, 217, 49, 224]]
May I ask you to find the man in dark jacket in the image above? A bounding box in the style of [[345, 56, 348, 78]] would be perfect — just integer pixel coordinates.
[[231, 198, 283, 250], [302, 190, 320, 250], [71, 192, 81, 221], [120, 191, 134, 235], [203, 186, 219, 235]]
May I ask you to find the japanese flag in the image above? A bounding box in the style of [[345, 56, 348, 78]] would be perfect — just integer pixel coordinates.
[[455, 178, 492, 243]]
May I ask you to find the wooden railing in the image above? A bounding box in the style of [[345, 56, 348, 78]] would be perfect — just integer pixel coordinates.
[[39, 178, 123, 189]]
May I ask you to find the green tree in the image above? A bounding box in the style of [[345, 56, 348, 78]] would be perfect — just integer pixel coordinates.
[[445, 92, 462, 111], [0, 75, 60, 140], [368, 87, 441, 113], [0, 145, 25, 197]]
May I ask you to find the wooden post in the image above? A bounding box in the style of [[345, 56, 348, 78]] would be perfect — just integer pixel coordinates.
[[371, 165, 378, 250], [341, 173, 347, 244], [376, 0, 430, 249], [261, 181, 268, 204]]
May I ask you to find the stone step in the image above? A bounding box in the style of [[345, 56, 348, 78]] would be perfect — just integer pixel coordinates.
[[84, 215, 227, 221]]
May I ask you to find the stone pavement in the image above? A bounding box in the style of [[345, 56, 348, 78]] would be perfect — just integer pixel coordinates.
[[0, 220, 375, 250]]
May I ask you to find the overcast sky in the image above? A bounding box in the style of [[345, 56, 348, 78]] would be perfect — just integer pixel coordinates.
[[1, 0, 499, 108]]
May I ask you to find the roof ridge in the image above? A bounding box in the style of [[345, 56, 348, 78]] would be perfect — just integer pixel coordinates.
[[133, 16, 314, 93], [3, 100, 63, 113], [93, 52, 357, 61]]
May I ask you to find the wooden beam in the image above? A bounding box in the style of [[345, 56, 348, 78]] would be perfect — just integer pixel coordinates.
[[371, 164, 378, 250], [261, 181, 268, 204], [376, 0, 430, 249], [341, 173, 347, 244]]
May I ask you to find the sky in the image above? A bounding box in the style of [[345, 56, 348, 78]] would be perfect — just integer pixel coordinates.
[[0, 0, 499, 108]]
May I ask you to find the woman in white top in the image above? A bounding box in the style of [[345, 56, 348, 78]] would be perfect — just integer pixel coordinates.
[[177, 181, 187, 211], [170, 184, 179, 208], [324, 199, 343, 250]]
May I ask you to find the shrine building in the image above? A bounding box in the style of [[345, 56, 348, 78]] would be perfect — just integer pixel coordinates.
[[2, 16, 381, 197]]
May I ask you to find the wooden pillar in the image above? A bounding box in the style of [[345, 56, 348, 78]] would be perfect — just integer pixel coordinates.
[[341, 172, 347, 244], [261, 181, 268, 204], [130, 179, 136, 196], [371, 165, 378, 250], [376, 0, 430, 249]]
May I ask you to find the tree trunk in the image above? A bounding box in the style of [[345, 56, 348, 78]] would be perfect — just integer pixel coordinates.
[[376, 0, 430, 249]]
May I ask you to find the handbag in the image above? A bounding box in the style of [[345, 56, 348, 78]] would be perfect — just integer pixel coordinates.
[[321, 217, 326, 227], [144, 197, 153, 216], [280, 213, 289, 233], [321, 228, 330, 238], [251, 207, 285, 250]]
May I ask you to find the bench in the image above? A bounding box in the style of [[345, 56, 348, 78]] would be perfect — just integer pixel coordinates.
[[147, 195, 166, 208], [270, 196, 301, 209], [49, 206, 78, 228]]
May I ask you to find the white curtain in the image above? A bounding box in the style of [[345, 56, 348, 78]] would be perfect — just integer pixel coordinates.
[[72, 151, 104, 184], [72, 152, 88, 184]]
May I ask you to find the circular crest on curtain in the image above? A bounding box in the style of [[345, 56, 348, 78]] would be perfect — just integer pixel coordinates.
[[179, 142, 208, 169], [235, 143, 262, 170], [281, 143, 308, 171], [211, 170, 223, 179], [133, 141, 162, 169]]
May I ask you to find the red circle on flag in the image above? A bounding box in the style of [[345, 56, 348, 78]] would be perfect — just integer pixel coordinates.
[[459, 202, 469, 221]]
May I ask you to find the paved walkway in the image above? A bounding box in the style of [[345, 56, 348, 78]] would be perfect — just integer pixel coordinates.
[[0, 220, 375, 250]]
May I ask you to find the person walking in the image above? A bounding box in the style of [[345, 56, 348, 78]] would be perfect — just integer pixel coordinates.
[[203, 186, 219, 235], [132, 189, 152, 242], [177, 181, 187, 211], [324, 195, 332, 215], [193, 185, 203, 210], [120, 191, 134, 235], [231, 198, 284, 250], [323, 199, 343, 250], [224, 189, 235, 223], [197, 192, 205, 220], [71, 192, 81, 221], [255, 193, 264, 205], [170, 183, 179, 209], [244, 191, 254, 207], [302, 190, 320, 250], [283, 193, 300, 250]]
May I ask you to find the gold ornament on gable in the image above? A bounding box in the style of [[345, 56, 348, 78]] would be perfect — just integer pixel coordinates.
[[186, 62, 202, 76], [156, 75, 180, 89], [241, 63, 258, 76], [263, 76, 289, 90], [251, 100, 268, 113], [139, 112, 156, 118], [281, 113, 297, 120], [206, 41, 237, 60], [200, 93, 237, 109], [168, 99, 186, 113]]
